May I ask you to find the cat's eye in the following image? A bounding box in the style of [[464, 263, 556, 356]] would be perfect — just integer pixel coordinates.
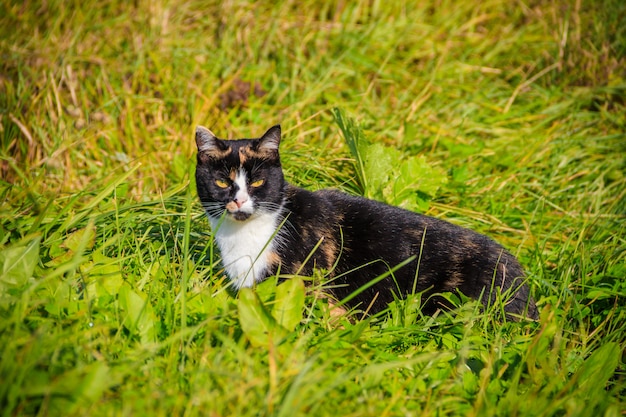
[[215, 179, 230, 188], [250, 179, 265, 188]]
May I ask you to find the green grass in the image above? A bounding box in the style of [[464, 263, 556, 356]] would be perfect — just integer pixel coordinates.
[[1, 0, 625, 415]]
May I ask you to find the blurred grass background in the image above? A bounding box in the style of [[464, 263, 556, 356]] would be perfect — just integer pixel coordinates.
[[1, 0, 625, 416]]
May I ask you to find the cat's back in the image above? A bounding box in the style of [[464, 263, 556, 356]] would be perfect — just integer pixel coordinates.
[[295, 187, 513, 257], [313, 187, 518, 266], [311, 187, 436, 230]]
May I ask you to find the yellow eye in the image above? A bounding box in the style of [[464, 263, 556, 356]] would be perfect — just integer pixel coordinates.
[[215, 179, 229, 188], [250, 179, 265, 187]]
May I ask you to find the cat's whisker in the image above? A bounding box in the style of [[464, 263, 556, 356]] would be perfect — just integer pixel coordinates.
[[255, 201, 283, 210]]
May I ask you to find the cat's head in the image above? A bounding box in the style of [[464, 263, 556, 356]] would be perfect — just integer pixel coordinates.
[[195, 125, 285, 222]]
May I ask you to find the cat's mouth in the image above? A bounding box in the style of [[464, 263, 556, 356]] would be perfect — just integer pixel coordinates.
[[230, 211, 252, 221], [224, 202, 253, 221], [224, 200, 254, 221]]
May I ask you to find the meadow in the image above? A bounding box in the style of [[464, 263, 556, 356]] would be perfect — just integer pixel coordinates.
[[1, 0, 625, 415]]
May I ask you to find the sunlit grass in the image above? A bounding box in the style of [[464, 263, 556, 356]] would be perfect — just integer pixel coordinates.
[[1, 0, 625, 416]]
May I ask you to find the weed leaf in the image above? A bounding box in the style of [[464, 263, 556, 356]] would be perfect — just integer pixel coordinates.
[[238, 287, 286, 346], [63, 224, 96, 253], [362, 143, 398, 200], [574, 342, 620, 399], [0, 237, 40, 289], [336, 109, 447, 207], [118, 284, 157, 343], [389, 155, 448, 209], [272, 277, 305, 331]]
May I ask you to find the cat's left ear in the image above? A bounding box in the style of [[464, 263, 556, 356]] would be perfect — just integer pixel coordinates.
[[257, 125, 281, 153]]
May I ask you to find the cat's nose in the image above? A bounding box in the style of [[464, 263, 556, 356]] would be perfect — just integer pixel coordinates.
[[234, 197, 247, 209]]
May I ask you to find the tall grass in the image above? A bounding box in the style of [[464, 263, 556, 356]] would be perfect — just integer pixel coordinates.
[[1, 0, 624, 415]]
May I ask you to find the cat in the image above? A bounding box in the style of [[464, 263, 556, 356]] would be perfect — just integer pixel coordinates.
[[195, 125, 538, 320]]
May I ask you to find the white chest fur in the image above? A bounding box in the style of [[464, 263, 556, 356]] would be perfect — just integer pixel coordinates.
[[209, 212, 281, 289]]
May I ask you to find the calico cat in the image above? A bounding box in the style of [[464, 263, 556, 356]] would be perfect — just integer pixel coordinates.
[[195, 125, 538, 320]]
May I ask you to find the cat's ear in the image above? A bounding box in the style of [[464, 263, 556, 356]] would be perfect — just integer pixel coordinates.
[[196, 126, 232, 161], [257, 125, 281, 154], [195, 126, 219, 152]]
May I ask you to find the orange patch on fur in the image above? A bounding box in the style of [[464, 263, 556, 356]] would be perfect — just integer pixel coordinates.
[[208, 147, 232, 159], [238, 147, 251, 164], [321, 237, 338, 270], [443, 271, 464, 290], [225, 201, 238, 212], [238, 143, 276, 165], [267, 251, 281, 268]]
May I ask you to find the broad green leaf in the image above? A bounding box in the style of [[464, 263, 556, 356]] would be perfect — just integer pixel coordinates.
[[272, 277, 305, 331], [42, 362, 112, 414], [118, 284, 157, 343], [335, 109, 447, 206], [574, 342, 619, 399], [462, 369, 479, 395], [55, 362, 111, 402], [91, 252, 124, 295], [83, 252, 124, 299], [63, 224, 96, 253], [389, 155, 447, 208], [585, 289, 618, 300], [362, 143, 398, 200], [0, 236, 40, 289], [238, 287, 286, 346], [47, 223, 97, 267], [255, 274, 279, 304]]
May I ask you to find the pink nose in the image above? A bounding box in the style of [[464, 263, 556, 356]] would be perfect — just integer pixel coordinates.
[[234, 197, 247, 209]]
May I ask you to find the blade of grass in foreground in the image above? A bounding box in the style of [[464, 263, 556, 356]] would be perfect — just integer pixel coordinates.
[[43, 164, 141, 243]]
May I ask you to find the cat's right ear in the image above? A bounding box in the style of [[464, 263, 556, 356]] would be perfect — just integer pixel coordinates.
[[196, 126, 230, 160], [195, 126, 219, 152]]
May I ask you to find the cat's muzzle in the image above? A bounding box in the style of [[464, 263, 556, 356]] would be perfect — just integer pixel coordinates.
[[230, 211, 252, 221]]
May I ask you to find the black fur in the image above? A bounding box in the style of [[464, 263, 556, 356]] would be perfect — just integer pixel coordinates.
[[195, 125, 538, 320]]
